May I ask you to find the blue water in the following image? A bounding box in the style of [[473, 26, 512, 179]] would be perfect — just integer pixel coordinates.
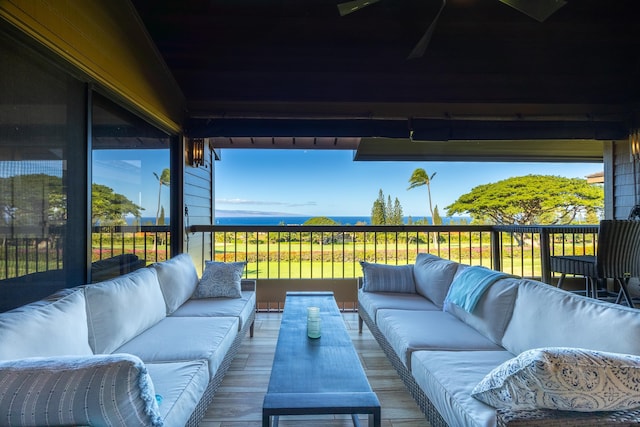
[[127, 215, 470, 226], [214, 216, 469, 225]]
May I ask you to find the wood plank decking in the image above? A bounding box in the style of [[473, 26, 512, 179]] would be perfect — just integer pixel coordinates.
[[199, 312, 429, 427]]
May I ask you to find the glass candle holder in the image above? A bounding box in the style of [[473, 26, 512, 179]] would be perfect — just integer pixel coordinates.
[[307, 306, 321, 339]]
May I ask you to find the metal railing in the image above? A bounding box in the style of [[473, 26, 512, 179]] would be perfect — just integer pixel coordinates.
[[1, 223, 598, 284], [189, 224, 600, 283], [0, 225, 170, 280], [91, 225, 170, 265]]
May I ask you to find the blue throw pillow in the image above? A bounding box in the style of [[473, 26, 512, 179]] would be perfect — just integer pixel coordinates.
[[360, 261, 415, 293]]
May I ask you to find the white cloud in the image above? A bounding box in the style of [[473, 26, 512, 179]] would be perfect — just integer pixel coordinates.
[[216, 198, 317, 208]]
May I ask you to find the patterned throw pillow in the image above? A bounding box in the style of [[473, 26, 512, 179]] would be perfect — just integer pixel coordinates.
[[360, 261, 415, 293], [472, 347, 640, 412], [0, 354, 162, 427], [193, 261, 246, 299]]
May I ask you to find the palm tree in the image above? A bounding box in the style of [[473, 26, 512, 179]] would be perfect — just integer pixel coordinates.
[[408, 168, 440, 247], [408, 168, 437, 224], [153, 168, 170, 225]]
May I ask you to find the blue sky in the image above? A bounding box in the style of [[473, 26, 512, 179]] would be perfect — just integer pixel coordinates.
[[93, 149, 170, 219], [214, 149, 602, 218]]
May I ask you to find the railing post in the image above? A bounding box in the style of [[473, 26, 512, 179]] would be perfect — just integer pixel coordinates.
[[539, 228, 552, 284], [491, 229, 501, 272]]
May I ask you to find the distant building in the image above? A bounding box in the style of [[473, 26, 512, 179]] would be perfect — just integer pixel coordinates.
[[586, 171, 604, 184]]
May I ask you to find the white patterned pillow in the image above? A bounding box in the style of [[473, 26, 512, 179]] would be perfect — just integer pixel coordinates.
[[193, 261, 246, 298], [0, 354, 162, 427], [360, 261, 415, 293], [472, 347, 640, 412]]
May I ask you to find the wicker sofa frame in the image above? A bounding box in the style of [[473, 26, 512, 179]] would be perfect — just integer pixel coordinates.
[[186, 281, 257, 426], [358, 302, 640, 427]]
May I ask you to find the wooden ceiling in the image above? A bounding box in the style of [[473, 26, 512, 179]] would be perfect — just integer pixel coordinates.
[[131, 0, 640, 160]]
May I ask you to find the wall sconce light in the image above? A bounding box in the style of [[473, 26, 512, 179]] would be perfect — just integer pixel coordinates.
[[189, 138, 205, 167], [631, 129, 640, 162]]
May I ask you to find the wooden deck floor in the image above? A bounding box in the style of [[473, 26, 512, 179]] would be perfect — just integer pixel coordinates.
[[199, 312, 430, 427]]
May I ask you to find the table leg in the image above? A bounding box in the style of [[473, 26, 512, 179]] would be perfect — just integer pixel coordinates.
[[369, 408, 381, 427], [351, 413, 361, 427], [262, 414, 278, 427]]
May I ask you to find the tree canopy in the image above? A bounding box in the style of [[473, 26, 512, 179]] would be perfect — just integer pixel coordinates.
[[303, 216, 339, 225], [0, 173, 143, 227], [445, 175, 603, 225], [0, 174, 65, 227], [92, 184, 143, 225]]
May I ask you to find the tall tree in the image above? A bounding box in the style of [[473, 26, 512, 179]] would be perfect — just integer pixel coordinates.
[[371, 189, 386, 225], [446, 175, 604, 225], [432, 205, 443, 226], [158, 206, 166, 225], [408, 168, 439, 224], [392, 197, 403, 225], [408, 168, 440, 246], [153, 168, 170, 225]]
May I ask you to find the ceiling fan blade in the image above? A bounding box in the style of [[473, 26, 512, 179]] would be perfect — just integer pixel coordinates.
[[498, 0, 567, 22], [407, 0, 446, 59], [337, 0, 382, 17]]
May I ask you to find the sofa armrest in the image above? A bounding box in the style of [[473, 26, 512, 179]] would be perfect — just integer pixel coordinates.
[[241, 279, 256, 292], [0, 354, 162, 427]]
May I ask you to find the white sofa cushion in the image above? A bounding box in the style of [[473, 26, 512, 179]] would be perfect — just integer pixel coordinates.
[[411, 350, 514, 427], [444, 277, 520, 345], [376, 309, 503, 370], [358, 289, 440, 324], [360, 261, 416, 293], [0, 354, 162, 427], [146, 360, 210, 427], [171, 291, 256, 331], [85, 268, 166, 354], [150, 253, 200, 314], [413, 253, 459, 308], [502, 279, 640, 356], [0, 288, 92, 360], [472, 347, 640, 412], [116, 316, 239, 380]]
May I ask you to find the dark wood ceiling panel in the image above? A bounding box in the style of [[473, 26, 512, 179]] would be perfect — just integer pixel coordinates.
[[131, 0, 640, 161]]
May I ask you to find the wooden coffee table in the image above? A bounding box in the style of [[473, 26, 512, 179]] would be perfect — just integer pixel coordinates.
[[262, 291, 381, 427]]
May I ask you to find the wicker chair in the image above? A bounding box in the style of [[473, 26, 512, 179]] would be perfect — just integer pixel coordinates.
[[549, 219, 640, 307]]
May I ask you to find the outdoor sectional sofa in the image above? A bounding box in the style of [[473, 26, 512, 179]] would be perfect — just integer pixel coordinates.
[[359, 253, 640, 426], [0, 253, 256, 427]]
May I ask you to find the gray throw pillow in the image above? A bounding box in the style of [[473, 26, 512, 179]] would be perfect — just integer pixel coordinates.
[[360, 261, 415, 293], [193, 261, 246, 299]]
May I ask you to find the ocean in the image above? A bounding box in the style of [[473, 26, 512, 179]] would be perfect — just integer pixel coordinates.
[[129, 215, 470, 226], [214, 216, 469, 225]]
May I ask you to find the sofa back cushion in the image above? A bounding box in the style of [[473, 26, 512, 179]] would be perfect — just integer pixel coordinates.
[[502, 279, 640, 356], [0, 288, 93, 360], [360, 262, 416, 293], [85, 268, 166, 354], [444, 272, 519, 345], [150, 253, 199, 314], [413, 253, 459, 308]]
